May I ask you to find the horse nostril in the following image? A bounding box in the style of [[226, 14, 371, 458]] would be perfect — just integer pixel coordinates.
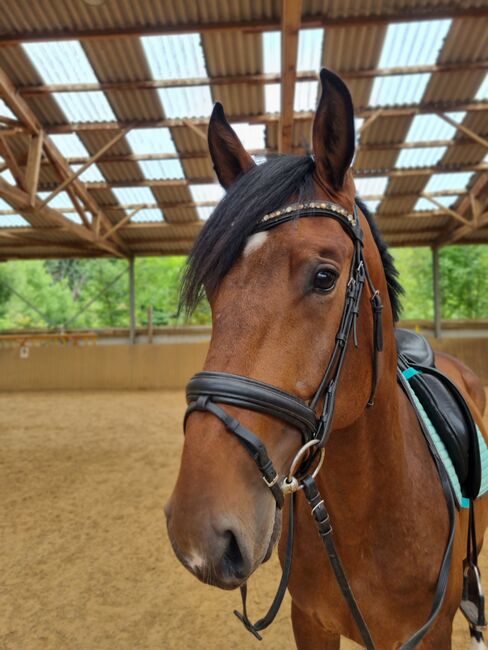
[[222, 529, 247, 580]]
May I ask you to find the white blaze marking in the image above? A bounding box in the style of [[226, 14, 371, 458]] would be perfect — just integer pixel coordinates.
[[243, 232, 268, 257], [469, 637, 487, 649]]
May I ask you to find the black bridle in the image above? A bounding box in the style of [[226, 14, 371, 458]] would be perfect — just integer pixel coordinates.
[[186, 201, 383, 507], [184, 200, 453, 648]]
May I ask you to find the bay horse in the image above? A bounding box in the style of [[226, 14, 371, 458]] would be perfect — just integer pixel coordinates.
[[165, 69, 488, 649]]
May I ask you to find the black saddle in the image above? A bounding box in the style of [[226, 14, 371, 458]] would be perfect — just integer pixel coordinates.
[[395, 328, 481, 501]]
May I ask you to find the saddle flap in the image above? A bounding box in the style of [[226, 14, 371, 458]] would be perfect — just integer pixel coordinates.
[[408, 365, 481, 501]]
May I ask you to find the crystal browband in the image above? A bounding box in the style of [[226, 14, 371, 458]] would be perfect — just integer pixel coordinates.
[[259, 200, 357, 228]]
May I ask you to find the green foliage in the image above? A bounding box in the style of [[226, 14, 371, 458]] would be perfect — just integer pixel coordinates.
[[439, 245, 488, 319], [0, 256, 211, 330], [391, 247, 433, 320], [391, 245, 488, 320], [0, 246, 486, 331]]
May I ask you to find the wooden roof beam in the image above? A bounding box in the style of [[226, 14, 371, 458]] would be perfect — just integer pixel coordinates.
[[39, 126, 131, 209], [435, 173, 488, 245], [18, 61, 488, 97], [420, 193, 469, 225], [43, 101, 488, 133], [279, 0, 302, 153], [0, 6, 486, 45], [0, 177, 122, 257], [8, 136, 483, 168], [0, 65, 128, 255], [24, 132, 43, 206], [436, 112, 488, 149]]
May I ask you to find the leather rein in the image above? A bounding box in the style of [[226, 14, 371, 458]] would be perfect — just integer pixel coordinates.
[[184, 200, 454, 648]]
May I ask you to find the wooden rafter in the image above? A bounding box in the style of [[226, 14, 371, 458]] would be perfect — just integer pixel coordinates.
[[15, 61, 488, 97], [279, 0, 302, 153], [0, 136, 26, 189], [0, 177, 122, 257], [436, 112, 488, 149], [10, 136, 487, 168], [61, 163, 486, 190], [0, 65, 128, 255], [435, 173, 488, 245], [24, 132, 43, 206], [421, 193, 469, 225], [0, 6, 485, 45], [39, 127, 131, 209], [42, 101, 488, 134]]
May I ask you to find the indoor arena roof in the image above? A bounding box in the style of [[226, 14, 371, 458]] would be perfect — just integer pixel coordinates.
[[0, 0, 487, 260]]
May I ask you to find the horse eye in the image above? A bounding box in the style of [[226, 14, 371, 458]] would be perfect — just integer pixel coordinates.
[[313, 268, 338, 292]]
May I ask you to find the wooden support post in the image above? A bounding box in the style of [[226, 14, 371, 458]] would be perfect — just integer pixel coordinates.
[[432, 247, 442, 340], [129, 258, 136, 345], [147, 306, 153, 344], [25, 132, 44, 206]]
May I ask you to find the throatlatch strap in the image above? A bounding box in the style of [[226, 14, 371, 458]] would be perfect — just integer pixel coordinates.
[[234, 492, 296, 639]]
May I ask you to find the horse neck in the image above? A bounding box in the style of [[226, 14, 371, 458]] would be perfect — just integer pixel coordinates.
[[317, 320, 410, 523]]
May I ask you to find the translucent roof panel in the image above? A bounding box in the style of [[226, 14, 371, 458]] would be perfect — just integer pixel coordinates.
[[230, 123, 266, 150], [475, 74, 488, 100], [363, 199, 381, 213], [112, 187, 155, 206], [377, 20, 451, 68], [126, 128, 177, 155], [0, 197, 31, 227], [54, 92, 116, 123], [369, 74, 430, 106], [0, 213, 30, 228], [414, 195, 457, 211], [405, 112, 466, 142], [196, 206, 214, 221], [22, 41, 98, 84], [294, 81, 318, 112], [424, 172, 473, 192], [158, 87, 213, 119], [189, 183, 225, 203], [141, 34, 208, 80], [63, 212, 83, 225], [138, 159, 184, 180], [37, 191, 73, 210], [0, 99, 16, 120], [265, 83, 280, 113], [1, 168, 15, 184], [297, 29, 324, 72], [263, 32, 281, 74], [131, 208, 164, 223], [50, 133, 90, 157], [355, 177, 389, 196], [70, 163, 105, 183], [396, 146, 447, 168]]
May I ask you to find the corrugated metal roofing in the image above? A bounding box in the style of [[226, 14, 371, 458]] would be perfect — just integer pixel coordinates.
[[0, 1, 486, 259]]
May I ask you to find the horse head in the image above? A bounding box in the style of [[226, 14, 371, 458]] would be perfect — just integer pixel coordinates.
[[165, 69, 398, 591]]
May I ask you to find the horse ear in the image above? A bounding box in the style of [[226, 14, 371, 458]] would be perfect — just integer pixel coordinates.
[[312, 69, 355, 190], [208, 102, 256, 189]]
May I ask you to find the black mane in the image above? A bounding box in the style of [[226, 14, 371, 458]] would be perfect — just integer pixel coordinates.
[[180, 155, 403, 321]]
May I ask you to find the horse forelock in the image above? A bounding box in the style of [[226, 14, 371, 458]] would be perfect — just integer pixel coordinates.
[[180, 155, 402, 322]]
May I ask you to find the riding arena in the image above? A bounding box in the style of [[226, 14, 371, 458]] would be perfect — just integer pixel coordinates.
[[1, 2, 488, 649]]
